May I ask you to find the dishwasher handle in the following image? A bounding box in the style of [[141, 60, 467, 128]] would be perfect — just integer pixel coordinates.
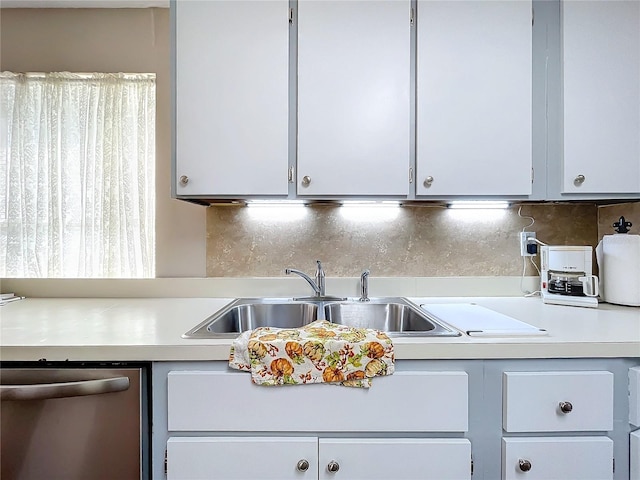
[[0, 376, 130, 401]]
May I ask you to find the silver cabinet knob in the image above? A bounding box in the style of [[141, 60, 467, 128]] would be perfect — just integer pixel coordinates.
[[518, 459, 532, 472], [179, 175, 189, 186], [301, 175, 312, 187], [327, 461, 340, 473], [296, 459, 309, 472], [574, 174, 585, 185], [423, 176, 434, 187], [559, 401, 573, 413]]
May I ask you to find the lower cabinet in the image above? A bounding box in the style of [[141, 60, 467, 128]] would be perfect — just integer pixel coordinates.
[[154, 359, 640, 480], [167, 437, 317, 480], [501, 437, 613, 480], [501, 370, 614, 479], [167, 436, 471, 480], [318, 438, 471, 480]]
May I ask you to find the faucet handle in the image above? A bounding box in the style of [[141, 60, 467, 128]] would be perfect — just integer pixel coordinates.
[[359, 269, 370, 302], [315, 260, 326, 296]]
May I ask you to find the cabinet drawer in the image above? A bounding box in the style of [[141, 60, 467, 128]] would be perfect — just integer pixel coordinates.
[[502, 371, 613, 432], [318, 438, 471, 480], [631, 367, 640, 427], [167, 437, 317, 480], [168, 370, 468, 432], [502, 437, 613, 480]]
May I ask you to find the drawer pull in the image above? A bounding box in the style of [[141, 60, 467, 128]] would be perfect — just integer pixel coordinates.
[[559, 401, 573, 413], [296, 459, 309, 472], [518, 459, 532, 472], [327, 461, 340, 473]]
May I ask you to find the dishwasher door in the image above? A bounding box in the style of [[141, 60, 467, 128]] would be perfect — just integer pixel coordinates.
[[1, 368, 142, 480]]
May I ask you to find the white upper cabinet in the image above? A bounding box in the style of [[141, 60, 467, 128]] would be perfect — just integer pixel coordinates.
[[562, 0, 640, 194], [175, 0, 289, 196], [297, 0, 411, 196], [416, 0, 533, 196]]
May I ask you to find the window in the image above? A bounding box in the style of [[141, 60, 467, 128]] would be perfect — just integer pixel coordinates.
[[0, 72, 155, 277]]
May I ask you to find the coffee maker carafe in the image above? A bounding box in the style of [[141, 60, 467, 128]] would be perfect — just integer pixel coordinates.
[[540, 246, 599, 308]]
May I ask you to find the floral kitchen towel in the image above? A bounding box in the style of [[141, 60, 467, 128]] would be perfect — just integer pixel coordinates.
[[229, 320, 394, 388]]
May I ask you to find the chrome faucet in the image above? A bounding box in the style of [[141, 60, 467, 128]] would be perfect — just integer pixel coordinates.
[[285, 260, 326, 297], [359, 269, 370, 302]]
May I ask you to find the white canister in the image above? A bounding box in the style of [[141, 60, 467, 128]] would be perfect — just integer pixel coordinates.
[[597, 234, 640, 306]]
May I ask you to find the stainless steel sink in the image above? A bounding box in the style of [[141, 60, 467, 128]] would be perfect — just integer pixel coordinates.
[[182, 297, 460, 338], [183, 299, 318, 338], [325, 300, 445, 335]]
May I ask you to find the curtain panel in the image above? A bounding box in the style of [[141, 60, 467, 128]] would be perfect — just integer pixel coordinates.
[[0, 72, 155, 278]]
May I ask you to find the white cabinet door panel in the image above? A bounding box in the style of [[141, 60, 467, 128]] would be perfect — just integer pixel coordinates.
[[502, 437, 613, 480], [318, 438, 471, 480], [416, 0, 532, 196], [168, 370, 468, 432], [297, 0, 410, 196], [562, 0, 640, 194], [632, 430, 640, 480], [631, 366, 640, 427], [167, 437, 317, 480], [503, 371, 613, 432], [175, 0, 289, 196]]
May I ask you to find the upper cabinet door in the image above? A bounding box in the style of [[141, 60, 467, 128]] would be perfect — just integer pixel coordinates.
[[562, 0, 640, 194], [297, 0, 411, 197], [416, 0, 533, 196], [175, 0, 289, 196]]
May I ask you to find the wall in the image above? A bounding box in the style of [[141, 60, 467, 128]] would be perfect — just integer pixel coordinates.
[[206, 203, 599, 277], [0, 7, 206, 277]]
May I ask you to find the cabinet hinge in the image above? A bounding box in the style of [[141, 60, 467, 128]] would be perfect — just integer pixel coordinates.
[[289, 7, 294, 25], [471, 457, 474, 476], [531, 167, 534, 183], [612, 457, 615, 473], [288, 166, 294, 183], [164, 449, 168, 477], [409, 167, 414, 184], [410, 7, 415, 26], [532, 7, 534, 26]]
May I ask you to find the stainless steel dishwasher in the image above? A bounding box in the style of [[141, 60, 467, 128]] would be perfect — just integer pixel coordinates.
[[0, 363, 149, 480]]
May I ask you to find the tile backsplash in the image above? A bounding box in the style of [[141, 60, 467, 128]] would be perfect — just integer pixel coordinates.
[[597, 201, 640, 240], [206, 203, 599, 277]]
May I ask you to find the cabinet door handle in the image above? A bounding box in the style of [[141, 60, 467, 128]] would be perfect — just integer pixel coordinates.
[[559, 401, 573, 413], [518, 459, 532, 472], [179, 175, 189, 186], [296, 459, 309, 472], [423, 176, 434, 187], [574, 174, 585, 185], [301, 175, 311, 187], [327, 461, 340, 473]]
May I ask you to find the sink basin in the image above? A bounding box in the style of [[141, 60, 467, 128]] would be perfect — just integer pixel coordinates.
[[183, 297, 460, 338], [183, 299, 318, 338], [324, 297, 460, 337], [325, 301, 440, 333]]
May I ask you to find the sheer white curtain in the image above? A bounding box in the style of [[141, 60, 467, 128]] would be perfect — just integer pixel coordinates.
[[0, 72, 155, 278]]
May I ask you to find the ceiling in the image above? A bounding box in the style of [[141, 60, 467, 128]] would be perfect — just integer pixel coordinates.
[[0, 0, 168, 7]]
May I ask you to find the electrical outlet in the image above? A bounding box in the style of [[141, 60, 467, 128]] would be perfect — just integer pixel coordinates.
[[519, 231, 536, 256]]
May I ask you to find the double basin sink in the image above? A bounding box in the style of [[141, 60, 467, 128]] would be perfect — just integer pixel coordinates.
[[183, 296, 461, 339]]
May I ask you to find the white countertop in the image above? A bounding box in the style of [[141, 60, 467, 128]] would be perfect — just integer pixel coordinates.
[[1, 296, 639, 361]]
